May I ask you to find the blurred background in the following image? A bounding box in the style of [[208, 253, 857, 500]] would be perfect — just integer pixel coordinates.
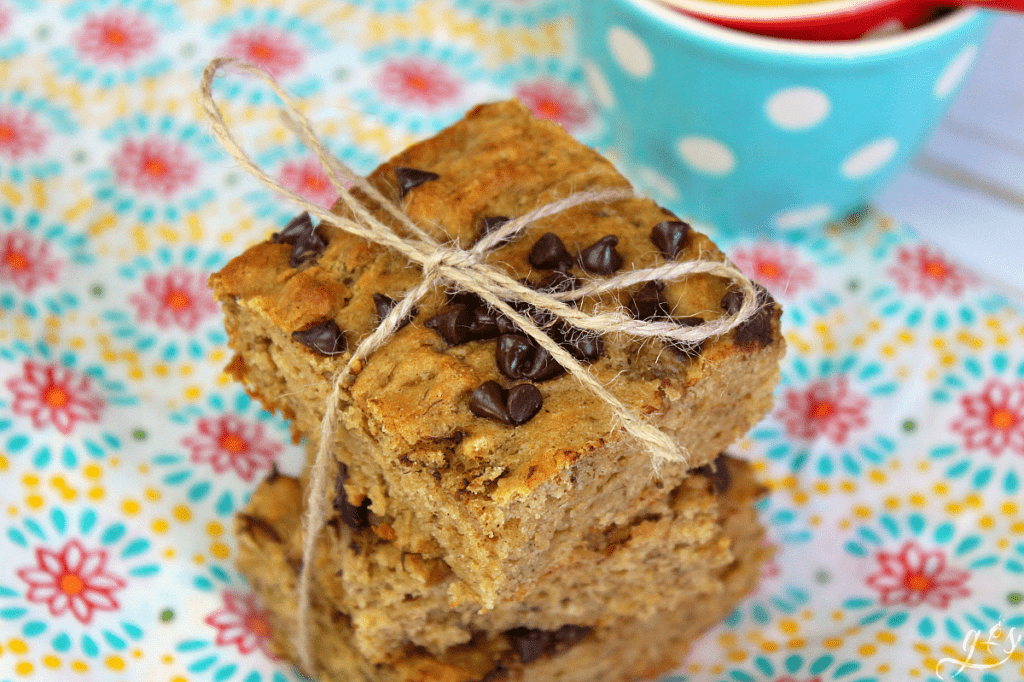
[[877, 15, 1024, 296]]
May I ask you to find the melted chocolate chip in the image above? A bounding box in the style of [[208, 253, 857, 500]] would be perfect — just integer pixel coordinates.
[[504, 625, 591, 664], [579, 235, 623, 275], [292, 319, 347, 356], [651, 220, 691, 260], [237, 513, 281, 543], [506, 384, 543, 426], [529, 232, 572, 271], [496, 334, 563, 382], [468, 380, 512, 425], [693, 453, 731, 494], [732, 284, 776, 350], [270, 212, 313, 244], [425, 305, 474, 345], [395, 167, 439, 199], [504, 628, 552, 664], [333, 465, 371, 530], [668, 316, 705, 359], [441, 293, 509, 340], [627, 281, 671, 320], [720, 289, 743, 316], [372, 293, 415, 331], [551, 624, 592, 649]]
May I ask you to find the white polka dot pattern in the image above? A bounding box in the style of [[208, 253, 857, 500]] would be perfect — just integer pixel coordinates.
[[677, 136, 736, 177], [842, 138, 898, 180], [773, 203, 834, 229], [935, 45, 978, 99], [583, 60, 615, 109], [766, 87, 831, 131], [607, 25, 653, 80]]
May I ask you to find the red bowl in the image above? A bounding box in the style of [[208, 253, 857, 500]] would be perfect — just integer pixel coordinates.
[[656, 0, 954, 40]]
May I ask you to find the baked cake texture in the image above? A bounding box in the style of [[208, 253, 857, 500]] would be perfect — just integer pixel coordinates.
[[237, 457, 770, 680], [211, 99, 784, 606], [238, 453, 766, 663]]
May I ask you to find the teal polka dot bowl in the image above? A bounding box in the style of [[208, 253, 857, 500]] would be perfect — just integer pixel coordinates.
[[572, 1, 993, 236]]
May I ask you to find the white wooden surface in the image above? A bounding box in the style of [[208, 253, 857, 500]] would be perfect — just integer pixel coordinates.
[[876, 14, 1024, 296]]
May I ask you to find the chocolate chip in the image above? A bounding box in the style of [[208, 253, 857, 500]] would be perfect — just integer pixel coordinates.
[[693, 453, 731, 494], [425, 305, 474, 345], [270, 212, 313, 244], [479, 216, 513, 247], [733, 284, 776, 350], [395, 167, 439, 199], [668, 316, 705, 359], [720, 289, 743, 316], [372, 293, 415, 331], [579, 235, 623, 275], [553, 324, 603, 362], [532, 269, 578, 297], [506, 384, 543, 426], [469, 380, 512, 425], [529, 232, 572, 271], [270, 211, 326, 267], [504, 625, 590, 663], [333, 467, 371, 531], [292, 319, 347, 356], [551, 624, 592, 648], [237, 513, 281, 544], [627, 281, 671, 320], [496, 334, 563, 382], [504, 628, 552, 664], [651, 220, 691, 260], [442, 293, 508, 340], [290, 224, 327, 267]]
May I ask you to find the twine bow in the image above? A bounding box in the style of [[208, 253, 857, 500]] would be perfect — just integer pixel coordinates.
[[200, 56, 759, 671]]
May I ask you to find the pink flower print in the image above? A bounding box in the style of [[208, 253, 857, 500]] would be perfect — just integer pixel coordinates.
[[6, 361, 105, 435], [183, 415, 283, 481], [75, 8, 157, 64], [514, 80, 590, 132], [0, 231, 61, 293], [778, 376, 869, 445], [0, 4, 11, 36], [16, 539, 126, 625], [129, 268, 219, 332], [224, 27, 304, 78], [866, 540, 970, 608], [111, 136, 199, 197], [279, 158, 343, 210], [377, 59, 461, 108], [888, 244, 977, 298], [0, 108, 47, 161], [952, 379, 1024, 456], [205, 592, 275, 657], [731, 243, 814, 297]]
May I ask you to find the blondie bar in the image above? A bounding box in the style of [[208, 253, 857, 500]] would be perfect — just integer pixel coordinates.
[[211, 100, 784, 606]]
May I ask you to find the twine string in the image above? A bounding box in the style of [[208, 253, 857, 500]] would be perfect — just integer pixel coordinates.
[[200, 56, 760, 673]]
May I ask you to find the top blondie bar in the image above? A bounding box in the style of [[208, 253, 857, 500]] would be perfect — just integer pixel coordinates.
[[211, 100, 784, 607]]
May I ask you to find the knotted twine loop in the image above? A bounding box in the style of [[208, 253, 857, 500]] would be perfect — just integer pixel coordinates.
[[200, 56, 761, 671]]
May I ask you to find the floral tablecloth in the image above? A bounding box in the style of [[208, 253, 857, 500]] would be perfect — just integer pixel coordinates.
[[1, 2, 1023, 682]]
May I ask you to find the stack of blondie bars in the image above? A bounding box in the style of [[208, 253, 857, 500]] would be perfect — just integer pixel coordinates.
[[209, 101, 785, 682]]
